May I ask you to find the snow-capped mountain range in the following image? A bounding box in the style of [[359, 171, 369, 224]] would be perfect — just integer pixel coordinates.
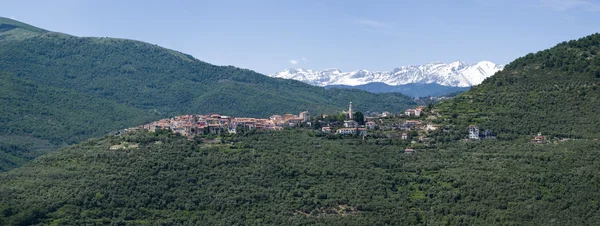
[[270, 61, 504, 87]]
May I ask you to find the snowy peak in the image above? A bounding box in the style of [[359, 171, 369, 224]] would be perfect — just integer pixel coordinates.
[[448, 60, 466, 69], [270, 61, 504, 87]]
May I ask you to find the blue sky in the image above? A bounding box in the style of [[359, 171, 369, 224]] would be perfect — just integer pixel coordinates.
[[1, 0, 599, 74]]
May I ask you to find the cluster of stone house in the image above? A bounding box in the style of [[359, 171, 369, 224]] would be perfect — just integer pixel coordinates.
[[127, 111, 310, 137], [404, 106, 426, 117], [370, 111, 392, 117], [364, 106, 427, 119], [318, 102, 369, 136], [319, 118, 437, 138], [321, 119, 368, 137], [372, 106, 436, 131], [123, 103, 440, 140], [368, 106, 428, 118], [379, 118, 438, 132]]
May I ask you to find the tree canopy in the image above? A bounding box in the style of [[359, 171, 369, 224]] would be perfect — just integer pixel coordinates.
[[1, 130, 600, 225]]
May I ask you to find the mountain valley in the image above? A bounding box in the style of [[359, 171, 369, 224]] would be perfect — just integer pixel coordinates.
[[1, 15, 600, 226]]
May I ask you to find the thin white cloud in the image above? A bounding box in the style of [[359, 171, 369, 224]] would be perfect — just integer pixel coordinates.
[[289, 59, 298, 65], [9, 16, 17, 20], [353, 18, 405, 38], [355, 19, 386, 28], [301, 56, 308, 62], [540, 0, 600, 11]]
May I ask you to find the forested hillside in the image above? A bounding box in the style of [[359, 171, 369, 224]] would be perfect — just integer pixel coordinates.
[[437, 33, 600, 139], [0, 17, 415, 170], [1, 130, 600, 225], [0, 72, 155, 171]]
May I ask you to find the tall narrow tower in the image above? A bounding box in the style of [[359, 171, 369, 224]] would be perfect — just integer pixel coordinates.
[[348, 102, 353, 119]]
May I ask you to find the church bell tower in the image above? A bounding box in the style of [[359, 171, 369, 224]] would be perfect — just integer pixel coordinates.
[[348, 102, 353, 119]]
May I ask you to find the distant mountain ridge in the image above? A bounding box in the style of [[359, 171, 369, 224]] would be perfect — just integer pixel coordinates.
[[271, 61, 504, 87]]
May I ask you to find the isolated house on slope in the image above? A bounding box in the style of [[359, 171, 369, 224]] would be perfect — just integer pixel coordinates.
[[530, 133, 547, 144], [468, 125, 479, 140]]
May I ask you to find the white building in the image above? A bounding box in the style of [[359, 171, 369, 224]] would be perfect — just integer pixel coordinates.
[[348, 102, 353, 119], [426, 124, 438, 131], [404, 109, 422, 117], [337, 128, 356, 135], [468, 125, 480, 140]]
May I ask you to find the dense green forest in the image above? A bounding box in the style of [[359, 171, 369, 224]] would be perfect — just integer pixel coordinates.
[[0, 72, 155, 171], [0, 17, 416, 171], [1, 130, 600, 225], [436, 33, 600, 140]]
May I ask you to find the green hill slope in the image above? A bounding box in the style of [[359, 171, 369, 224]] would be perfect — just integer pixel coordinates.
[[0, 18, 416, 171], [436, 34, 600, 139], [0, 72, 155, 171], [1, 130, 600, 225]]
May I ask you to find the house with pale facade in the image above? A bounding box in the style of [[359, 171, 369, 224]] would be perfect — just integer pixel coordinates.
[[468, 125, 479, 140], [530, 133, 547, 144], [404, 109, 422, 117], [426, 124, 438, 131], [337, 128, 356, 135]]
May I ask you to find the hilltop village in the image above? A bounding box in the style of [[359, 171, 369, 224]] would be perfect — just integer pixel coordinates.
[[124, 102, 547, 149], [129, 111, 310, 136], [125, 102, 432, 138]]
